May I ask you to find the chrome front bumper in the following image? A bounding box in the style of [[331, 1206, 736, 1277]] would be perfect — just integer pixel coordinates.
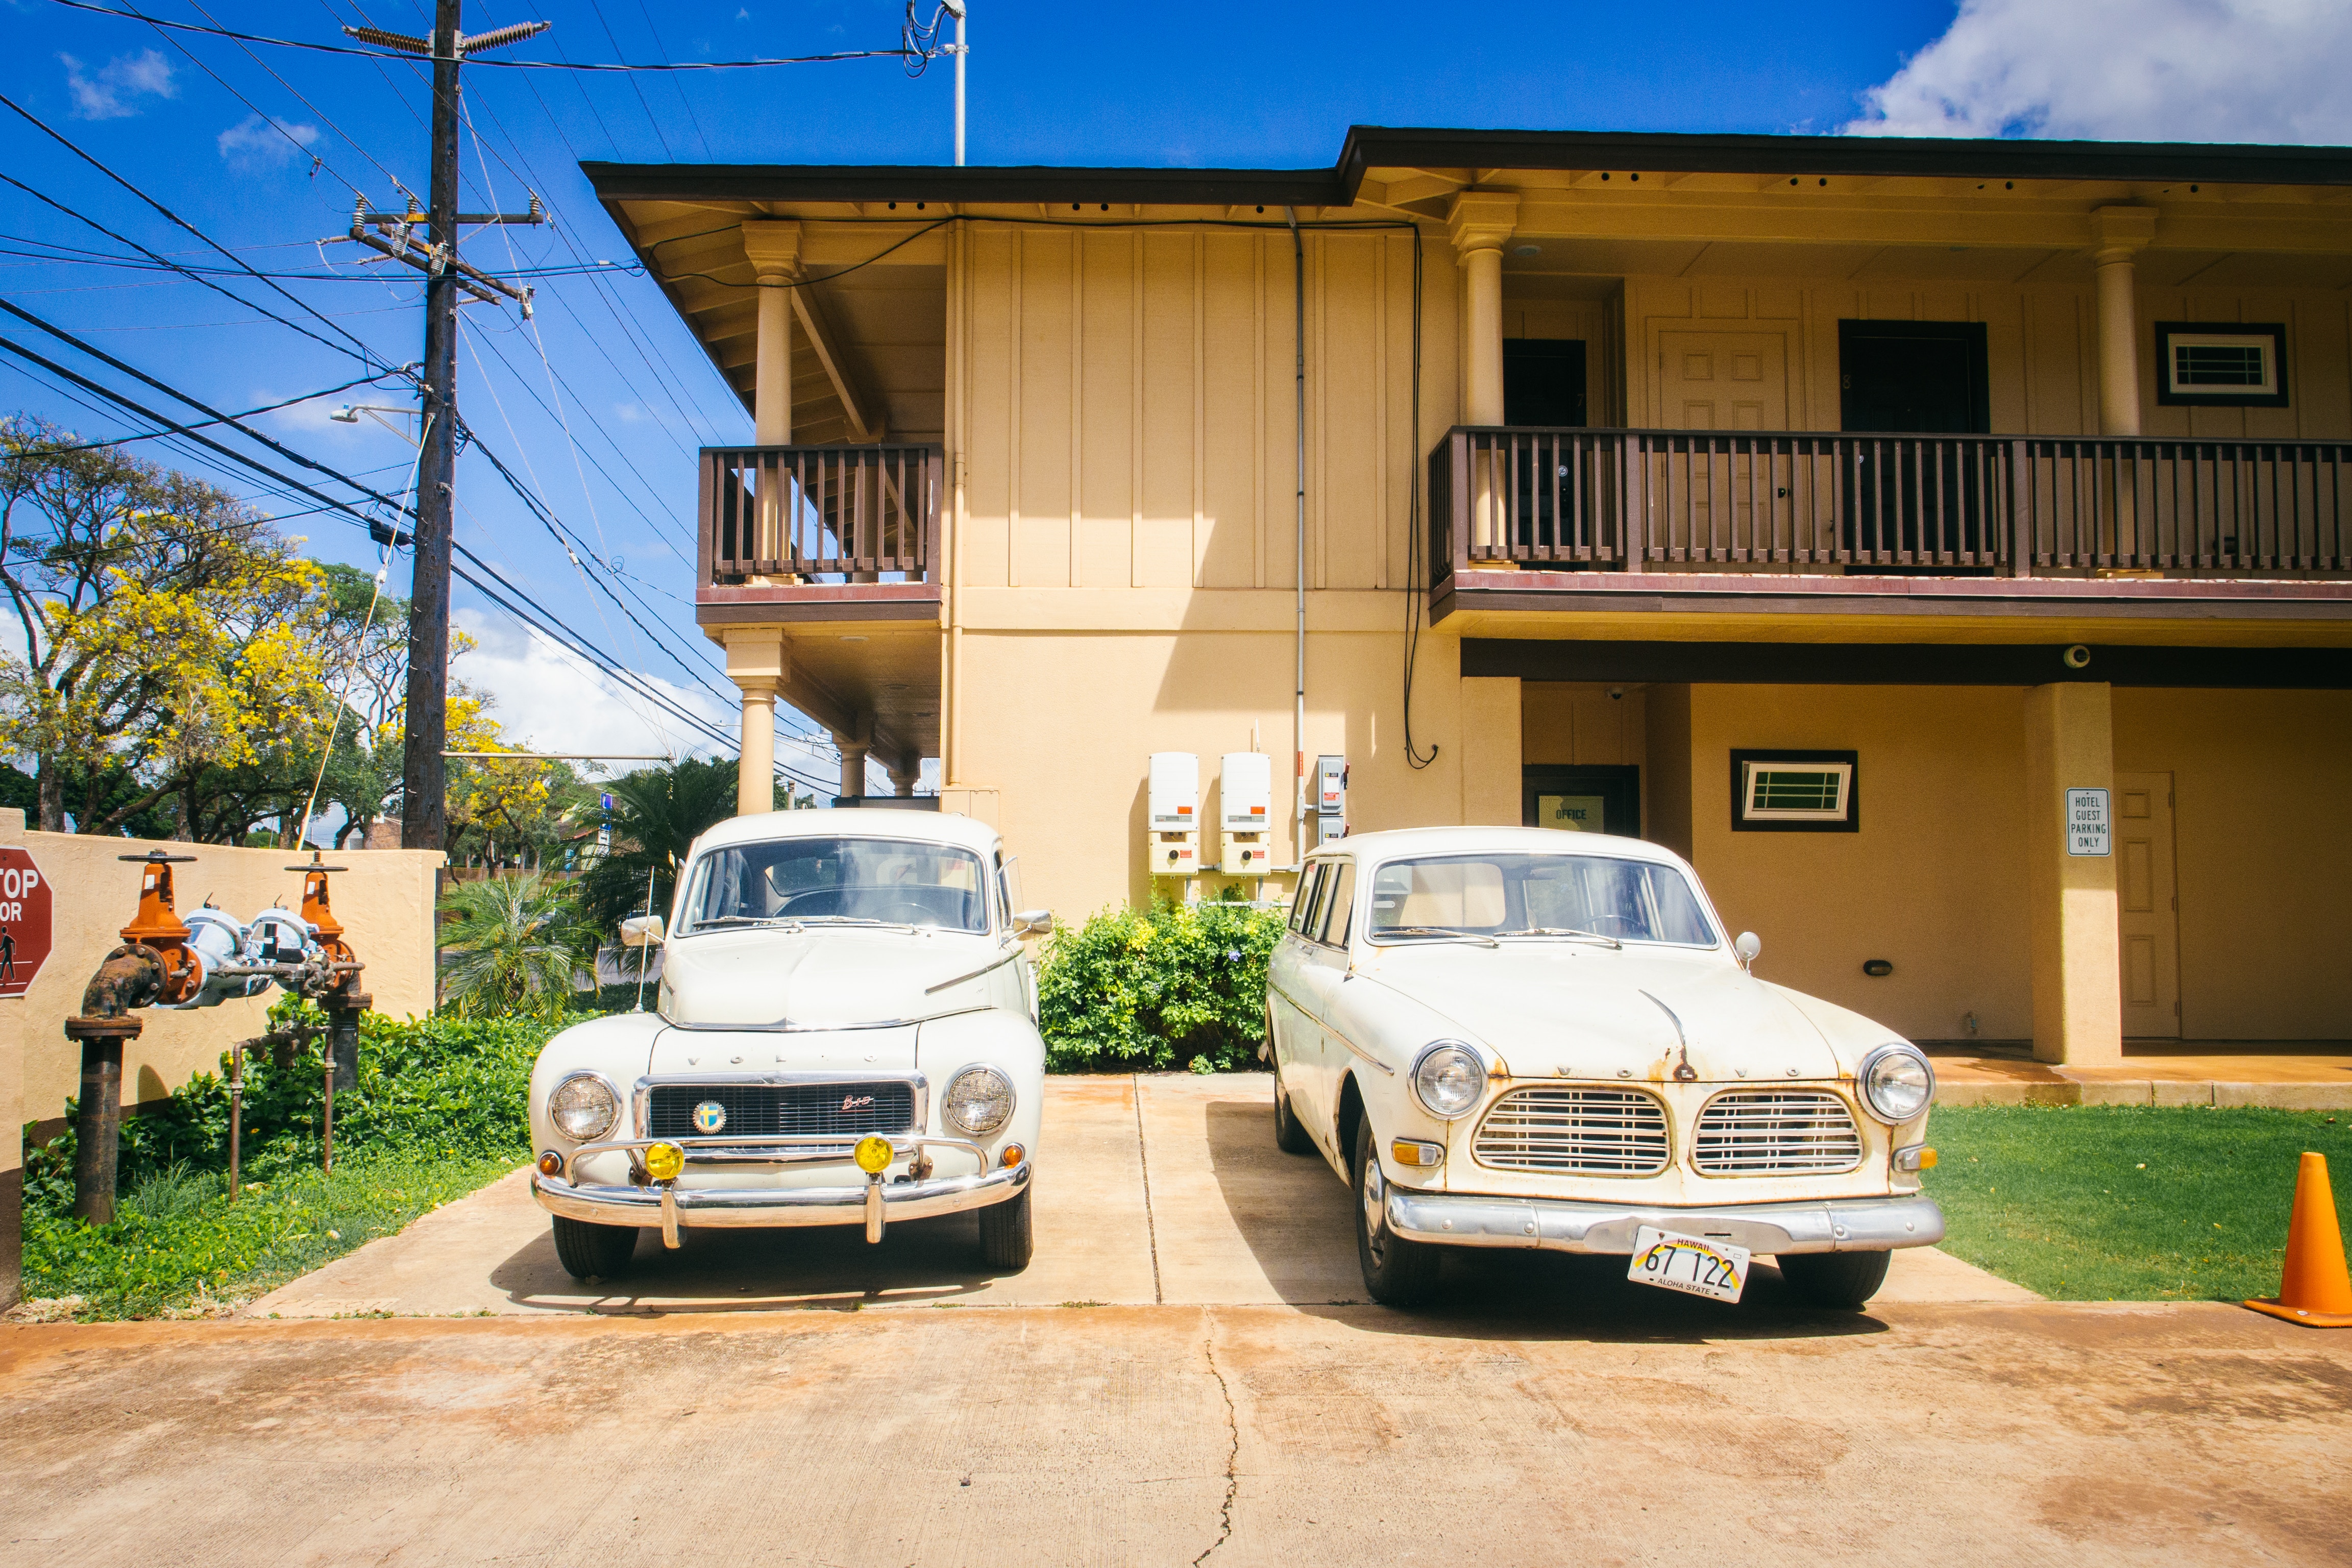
[[1385, 1189, 1944, 1256], [533, 1159, 1029, 1236]]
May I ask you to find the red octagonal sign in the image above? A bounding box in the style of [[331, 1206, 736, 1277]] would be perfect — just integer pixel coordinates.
[[0, 845, 52, 998]]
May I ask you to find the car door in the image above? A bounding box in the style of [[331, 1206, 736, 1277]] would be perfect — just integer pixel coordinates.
[[1267, 860, 1329, 1112], [1290, 857, 1357, 1157]]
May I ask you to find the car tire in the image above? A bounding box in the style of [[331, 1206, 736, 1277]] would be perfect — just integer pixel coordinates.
[[978, 1186, 1035, 1273], [1777, 1250, 1892, 1309], [550, 1215, 640, 1282], [1272, 1070, 1316, 1156], [1353, 1119, 1441, 1308]]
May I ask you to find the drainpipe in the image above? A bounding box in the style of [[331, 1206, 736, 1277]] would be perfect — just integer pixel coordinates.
[[1287, 207, 1308, 869]]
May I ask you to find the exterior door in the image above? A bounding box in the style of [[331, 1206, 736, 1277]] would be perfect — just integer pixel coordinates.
[[1656, 332, 1789, 549], [1658, 332, 1788, 431], [2115, 771, 2182, 1039]]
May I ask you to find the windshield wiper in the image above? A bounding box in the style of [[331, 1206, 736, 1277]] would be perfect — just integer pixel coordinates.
[[791, 915, 918, 932], [1374, 926, 1500, 948], [690, 915, 802, 931], [1497, 926, 1624, 948]]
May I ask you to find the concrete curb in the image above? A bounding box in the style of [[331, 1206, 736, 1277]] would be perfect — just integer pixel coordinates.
[[1937, 1080, 2352, 1109]]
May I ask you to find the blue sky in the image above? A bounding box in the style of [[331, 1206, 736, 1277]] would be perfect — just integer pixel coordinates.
[[2, 0, 2343, 792]]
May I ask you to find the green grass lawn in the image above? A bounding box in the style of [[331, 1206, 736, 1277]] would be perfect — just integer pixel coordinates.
[[18, 1150, 522, 1320], [1924, 1105, 2352, 1302]]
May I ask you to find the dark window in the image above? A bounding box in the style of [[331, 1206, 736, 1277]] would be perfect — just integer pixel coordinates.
[[2154, 322, 2288, 408], [1504, 338, 1587, 427], [1839, 321, 1990, 434], [1728, 749, 1861, 834]]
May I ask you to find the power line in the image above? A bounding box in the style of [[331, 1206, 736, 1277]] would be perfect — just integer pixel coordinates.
[[52, 2, 933, 69], [0, 92, 398, 375], [0, 368, 389, 451]]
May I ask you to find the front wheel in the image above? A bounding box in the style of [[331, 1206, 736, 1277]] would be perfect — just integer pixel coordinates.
[[1353, 1120, 1441, 1307], [978, 1186, 1035, 1272], [1777, 1250, 1892, 1309], [550, 1215, 640, 1282]]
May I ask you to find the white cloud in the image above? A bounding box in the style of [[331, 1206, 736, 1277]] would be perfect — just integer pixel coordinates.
[[60, 49, 176, 120], [217, 113, 322, 167], [1846, 0, 2352, 143], [453, 606, 733, 767]]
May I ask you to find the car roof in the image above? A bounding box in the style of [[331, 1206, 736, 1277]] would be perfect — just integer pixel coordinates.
[[1310, 824, 1696, 873], [690, 807, 1003, 860]]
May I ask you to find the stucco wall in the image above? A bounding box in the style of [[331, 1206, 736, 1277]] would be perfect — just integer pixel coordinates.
[[954, 625, 1469, 922], [0, 816, 443, 1131], [2115, 688, 2352, 1039]]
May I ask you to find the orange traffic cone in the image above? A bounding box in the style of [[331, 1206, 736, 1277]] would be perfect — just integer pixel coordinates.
[[2244, 1152, 2352, 1328]]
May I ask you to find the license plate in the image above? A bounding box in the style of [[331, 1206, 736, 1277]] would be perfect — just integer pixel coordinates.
[[1627, 1226, 1750, 1303]]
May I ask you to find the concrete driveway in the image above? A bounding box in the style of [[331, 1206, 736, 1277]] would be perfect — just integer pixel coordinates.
[[7, 1075, 2349, 1566], [247, 1074, 2029, 1317]]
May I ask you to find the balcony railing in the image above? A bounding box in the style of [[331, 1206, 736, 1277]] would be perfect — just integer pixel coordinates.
[[699, 444, 943, 586], [1428, 427, 2352, 581]]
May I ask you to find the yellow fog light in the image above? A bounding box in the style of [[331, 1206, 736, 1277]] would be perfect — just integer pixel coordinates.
[[644, 1142, 685, 1181], [854, 1135, 895, 1174]]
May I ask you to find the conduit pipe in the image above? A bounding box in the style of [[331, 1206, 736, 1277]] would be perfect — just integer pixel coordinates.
[[1287, 207, 1308, 869]]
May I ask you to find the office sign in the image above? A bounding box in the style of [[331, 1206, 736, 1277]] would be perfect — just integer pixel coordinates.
[[2065, 787, 2111, 857]]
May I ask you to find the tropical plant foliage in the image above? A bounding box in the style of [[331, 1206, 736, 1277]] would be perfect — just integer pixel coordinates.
[[577, 755, 783, 929], [1034, 898, 1286, 1072], [436, 871, 597, 1017]]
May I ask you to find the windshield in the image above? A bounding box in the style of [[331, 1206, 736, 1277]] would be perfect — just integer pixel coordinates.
[[1367, 852, 1717, 947], [680, 837, 991, 935]]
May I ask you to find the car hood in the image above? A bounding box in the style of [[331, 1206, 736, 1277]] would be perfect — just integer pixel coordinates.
[[1345, 943, 1843, 1082], [658, 926, 1001, 1033]]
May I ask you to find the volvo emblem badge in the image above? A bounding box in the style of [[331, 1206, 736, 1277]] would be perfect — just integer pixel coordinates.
[[692, 1099, 727, 1135]]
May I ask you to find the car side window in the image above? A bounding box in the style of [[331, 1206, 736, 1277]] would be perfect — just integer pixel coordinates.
[[1317, 860, 1355, 945], [1316, 861, 1356, 947], [1291, 862, 1326, 935]]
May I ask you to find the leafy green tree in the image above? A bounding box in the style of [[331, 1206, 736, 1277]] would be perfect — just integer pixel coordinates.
[[0, 416, 338, 835], [436, 872, 597, 1019]]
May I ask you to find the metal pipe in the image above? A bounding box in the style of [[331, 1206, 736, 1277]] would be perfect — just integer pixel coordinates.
[[69, 1030, 128, 1224], [228, 1037, 245, 1203], [953, 4, 966, 166], [1287, 206, 1308, 869]]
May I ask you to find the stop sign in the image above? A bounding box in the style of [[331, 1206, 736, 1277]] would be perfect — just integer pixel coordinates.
[[0, 846, 52, 998]]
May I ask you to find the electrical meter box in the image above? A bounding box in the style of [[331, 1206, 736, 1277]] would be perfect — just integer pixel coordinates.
[[1147, 751, 1200, 877], [1217, 751, 1271, 874], [1315, 753, 1347, 818]]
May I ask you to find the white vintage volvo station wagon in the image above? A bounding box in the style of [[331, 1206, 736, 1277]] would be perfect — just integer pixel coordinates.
[[528, 811, 1047, 1281], [1266, 826, 1943, 1309]]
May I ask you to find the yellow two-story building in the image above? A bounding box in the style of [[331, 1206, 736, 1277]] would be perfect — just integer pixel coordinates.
[[587, 126, 2352, 1066]]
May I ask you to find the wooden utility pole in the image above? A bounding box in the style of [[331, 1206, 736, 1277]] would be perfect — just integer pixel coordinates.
[[341, 3, 549, 850]]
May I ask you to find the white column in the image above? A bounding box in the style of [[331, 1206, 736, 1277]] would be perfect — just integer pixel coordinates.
[[2090, 206, 2155, 438], [723, 630, 788, 818], [887, 762, 919, 798], [1447, 191, 1518, 559], [742, 222, 803, 570], [837, 713, 874, 801]]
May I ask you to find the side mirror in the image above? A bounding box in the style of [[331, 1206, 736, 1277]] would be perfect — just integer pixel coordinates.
[[1014, 909, 1054, 937], [620, 914, 666, 947], [1734, 931, 1761, 971]]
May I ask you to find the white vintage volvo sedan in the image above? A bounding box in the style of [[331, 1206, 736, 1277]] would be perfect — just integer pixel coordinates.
[[528, 810, 1047, 1280], [1267, 826, 1942, 1309]]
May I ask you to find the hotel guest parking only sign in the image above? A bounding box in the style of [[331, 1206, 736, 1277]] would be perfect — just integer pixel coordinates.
[[2066, 788, 2112, 856]]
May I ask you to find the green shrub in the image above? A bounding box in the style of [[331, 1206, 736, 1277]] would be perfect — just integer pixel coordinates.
[[1036, 899, 1284, 1072], [23, 1001, 561, 1220]]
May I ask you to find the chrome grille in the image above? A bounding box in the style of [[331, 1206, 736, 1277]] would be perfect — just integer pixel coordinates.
[[1473, 1087, 1670, 1175], [1692, 1090, 1863, 1175], [645, 1081, 915, 1141]]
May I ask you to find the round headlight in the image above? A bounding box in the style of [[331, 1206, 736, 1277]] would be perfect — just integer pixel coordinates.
[[1411, 1042, 1485, 1120], [548, 1072, 619, 1142], [1859, 1044, 1935, 1123], [944, 1066, 1015, 1136]]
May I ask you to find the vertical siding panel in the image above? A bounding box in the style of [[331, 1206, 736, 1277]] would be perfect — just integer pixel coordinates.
[[964, 226, 1011, 589], [1320, 233, 1380, 590], [1197, 232, 1257, 589], [1138, 231, 1194, 589], [1076, 229, 1133, 589], [1015, 230, 1072, 587]]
